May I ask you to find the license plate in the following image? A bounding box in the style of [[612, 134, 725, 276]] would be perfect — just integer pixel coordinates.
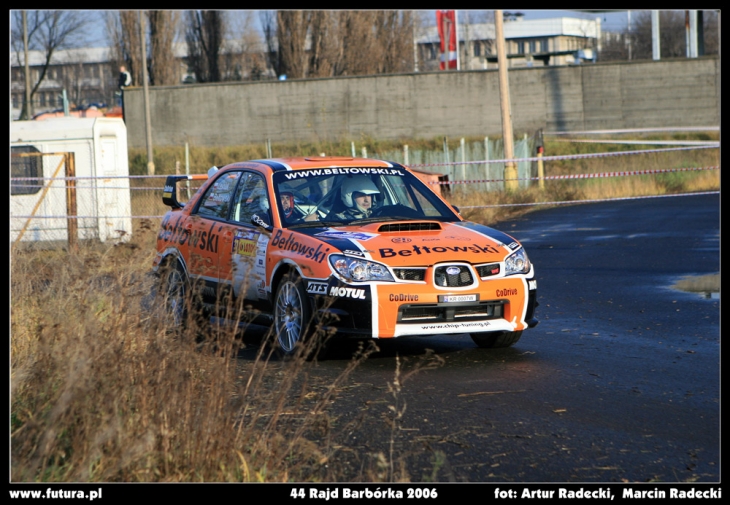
[[440, 294, 478, 303]]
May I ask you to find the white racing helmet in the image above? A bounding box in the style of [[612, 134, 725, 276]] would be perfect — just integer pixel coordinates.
[[340, 176, 380, 208]]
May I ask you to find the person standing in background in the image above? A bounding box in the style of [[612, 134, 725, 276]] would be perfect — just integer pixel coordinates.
[[117, 65, 132, 115]]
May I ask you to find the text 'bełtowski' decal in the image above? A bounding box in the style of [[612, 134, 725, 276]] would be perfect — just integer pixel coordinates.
[[271, 229, 330, 263], [283, 167, 405, 179], [158, 214, 220, 253], [379, 243, 500, 257]]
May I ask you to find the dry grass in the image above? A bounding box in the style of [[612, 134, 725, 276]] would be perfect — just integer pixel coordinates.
[[672, 274, 720, 294], [11, 135, 719, 482], [10, 223, 444, 482], [449, 141, 719, 225]]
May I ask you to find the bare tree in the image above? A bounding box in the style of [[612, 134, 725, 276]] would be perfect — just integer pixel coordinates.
[[598, 32, 629, 61], [631, 10, 689, 60], [600, 9, 720, 62], [272, 10, 416, 80], [148, 11, 180, 86], [105, 11, 143, 88], [185, 10, 226, 83], [11, 10, 92, 119], [225, 11, 267, 80], [700, 10, 720, 55], [372, 11, 414, 74], [276, 11, 312, 79], [260, 10, 282, 78]]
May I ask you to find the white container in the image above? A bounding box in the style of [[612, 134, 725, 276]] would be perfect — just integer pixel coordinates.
[[11, 117, 133, 243]]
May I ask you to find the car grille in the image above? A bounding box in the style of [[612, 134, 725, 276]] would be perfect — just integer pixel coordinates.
[[434, 264, 474, 287], [398, 301, 505, 323], [476, 263, 501, 278], [378, 222, 442, 232], [393, 268, 427, 281]]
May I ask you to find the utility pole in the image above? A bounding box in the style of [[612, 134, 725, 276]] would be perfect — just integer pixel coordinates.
[[494, 10, 517, 191], [22, 11, 32, 120], [652, 10, 660, 60], [627, 10, 632, 61], [412, 10, 419, 72], [140, 11, 155, 175], [455, 10, 460, 71]]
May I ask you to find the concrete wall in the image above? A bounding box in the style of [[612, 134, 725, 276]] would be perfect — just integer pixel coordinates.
[[123, 57, 720, 148]]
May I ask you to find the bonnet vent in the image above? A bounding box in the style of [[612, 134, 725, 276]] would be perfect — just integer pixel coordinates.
[[378, 222, 442, 232]]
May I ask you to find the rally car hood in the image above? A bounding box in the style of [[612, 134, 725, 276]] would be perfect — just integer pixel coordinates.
[[291, 220, 522, 267]]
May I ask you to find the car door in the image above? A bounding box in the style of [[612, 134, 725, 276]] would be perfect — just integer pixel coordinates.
[[217, 171, 272, 306], [185, 170, 243, 304]]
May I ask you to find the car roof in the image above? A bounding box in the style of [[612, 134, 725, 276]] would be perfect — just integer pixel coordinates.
[[220, 156, 401, 173]]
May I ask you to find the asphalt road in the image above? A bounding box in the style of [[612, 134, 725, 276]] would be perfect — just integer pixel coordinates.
[[235, 193, 720, 483]]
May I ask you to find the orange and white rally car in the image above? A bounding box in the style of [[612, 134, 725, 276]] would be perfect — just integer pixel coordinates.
[[153, 156, 538, 355]]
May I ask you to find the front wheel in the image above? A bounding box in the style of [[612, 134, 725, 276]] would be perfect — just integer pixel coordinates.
[[470, 330, 523, 348], [273, 273, 314, 356]]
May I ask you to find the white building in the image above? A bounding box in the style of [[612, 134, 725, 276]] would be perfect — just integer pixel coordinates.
[[416, 14, 602, 71]]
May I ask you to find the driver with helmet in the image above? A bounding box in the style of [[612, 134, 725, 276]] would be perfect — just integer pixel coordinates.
[[335, 176, 381, 220]]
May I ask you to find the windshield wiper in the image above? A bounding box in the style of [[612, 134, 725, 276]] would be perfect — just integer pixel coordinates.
[[356, 216, 421, 225]]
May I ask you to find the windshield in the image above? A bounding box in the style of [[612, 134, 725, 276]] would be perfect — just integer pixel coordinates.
[[272, 167, 459, 227]]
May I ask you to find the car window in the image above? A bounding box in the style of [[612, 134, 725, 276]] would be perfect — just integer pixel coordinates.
[[231, 172, 271, 226], [196, 171, 242, 220], [272, 168, 458, 225]]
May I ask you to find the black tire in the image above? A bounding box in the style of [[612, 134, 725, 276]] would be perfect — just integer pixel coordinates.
[[470, 330, 523, 348], [159, 261, 188, 333], [272, 272, 333, 360], [157, 260, 207, 338]]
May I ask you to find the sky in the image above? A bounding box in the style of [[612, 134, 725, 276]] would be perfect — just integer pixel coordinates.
[[502, 9, 629, 32], [11, 9, 633, 50]]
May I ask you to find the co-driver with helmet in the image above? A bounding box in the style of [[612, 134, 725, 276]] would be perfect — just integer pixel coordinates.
[[280, 191, 319, 223]]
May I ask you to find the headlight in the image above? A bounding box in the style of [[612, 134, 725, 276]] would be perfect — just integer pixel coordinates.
[[330, 254, 394, 282], [504, 248, 530, 275]]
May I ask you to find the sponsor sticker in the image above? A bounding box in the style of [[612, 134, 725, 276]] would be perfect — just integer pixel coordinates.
[[271, 229, 329, 262], [379, 243, 500, 257], [316, 230, 377, 241], [389, 293, 419, 302], [232, 230, 260, 257], [282, 167, 404, 179], [439, 294, 478, 303], [329, 286, 367, 299], [252, 213, 271, 231], [306, 281, 329, 294]]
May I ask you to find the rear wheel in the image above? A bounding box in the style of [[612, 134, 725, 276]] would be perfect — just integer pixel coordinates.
[[159, 261, 188, 332], [158, 260, 207, 339], [470, 330, 523, 348]]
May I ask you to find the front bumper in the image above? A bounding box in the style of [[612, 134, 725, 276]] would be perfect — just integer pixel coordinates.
[[312, 272, 538, 339]]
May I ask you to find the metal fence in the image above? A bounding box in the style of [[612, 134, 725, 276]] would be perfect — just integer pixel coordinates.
[[374, 134, 537, 192], [11, 141, 719, 247], [11, 151, 134, 247]]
